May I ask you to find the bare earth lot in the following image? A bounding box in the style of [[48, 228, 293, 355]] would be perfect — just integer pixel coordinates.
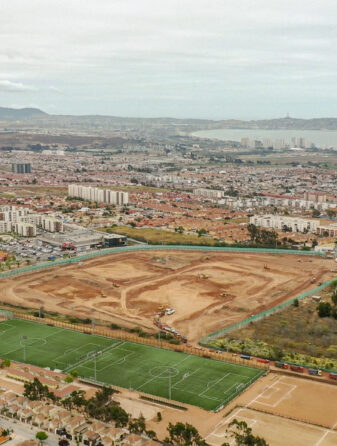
[[206, 374, 337, 446], [0, 250, 334, 342]]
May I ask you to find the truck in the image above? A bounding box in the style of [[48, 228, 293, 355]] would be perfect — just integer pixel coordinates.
[[308, 368, 322, 376], [289, 365, 304, 373], [275, 361, 288, 369], [240, 354, 251, 360], [329, 373, 337, 380], [48, 255, 56, 261], [257, 358, 270, 364]]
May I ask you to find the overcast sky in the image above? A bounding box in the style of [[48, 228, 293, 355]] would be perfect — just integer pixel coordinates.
[[1, 0, 337, 119]]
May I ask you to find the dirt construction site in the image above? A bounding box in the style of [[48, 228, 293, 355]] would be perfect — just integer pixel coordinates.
[[0, 249, 335, 343]]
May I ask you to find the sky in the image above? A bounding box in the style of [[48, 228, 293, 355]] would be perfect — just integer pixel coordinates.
[[1, 0, 337, 119]]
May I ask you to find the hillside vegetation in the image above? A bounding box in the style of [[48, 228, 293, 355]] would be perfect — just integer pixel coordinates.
[[210, 287, 337, 371]]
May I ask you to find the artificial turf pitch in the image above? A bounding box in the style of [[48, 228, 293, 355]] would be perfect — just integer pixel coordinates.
[[0, 319, 263, 410]]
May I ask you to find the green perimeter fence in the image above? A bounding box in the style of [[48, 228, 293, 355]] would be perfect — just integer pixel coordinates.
[[200, 278, 337, 345], [0, 244, 327, 279]]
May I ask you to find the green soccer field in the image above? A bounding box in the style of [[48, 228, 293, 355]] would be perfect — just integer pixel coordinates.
[[0, 319, 264, 410]]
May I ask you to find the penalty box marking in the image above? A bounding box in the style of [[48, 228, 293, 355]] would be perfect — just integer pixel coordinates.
[[254, 378, 296, 407], [79, 350, 136, 373]]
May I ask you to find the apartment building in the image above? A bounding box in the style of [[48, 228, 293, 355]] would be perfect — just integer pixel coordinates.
[[194, 188, 224, 199], [12, 163, 31, 174], [15, 223, 36, 237], [68, 184, 129, 206], [0, 206, 29, 224], [41, 216, 63, 233], [250, 215, 319, 233], [0, 221, 13, 233]]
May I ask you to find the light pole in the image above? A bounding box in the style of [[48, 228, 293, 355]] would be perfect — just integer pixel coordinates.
[[169, 371, 171, 400], [22, 336, 27, 362], [94, 352, 97, 381], [168, 367, 175, 400]]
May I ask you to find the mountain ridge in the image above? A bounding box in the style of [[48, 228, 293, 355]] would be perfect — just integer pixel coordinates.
[[2, 106, 337, 130]]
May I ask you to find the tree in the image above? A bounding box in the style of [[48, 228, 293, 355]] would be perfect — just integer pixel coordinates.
[[62, 390, 86, 411], [157, 411, 162, 422], [146, 430, 157, 440], [24, 378, 56, 401], [247, 224, 259, 242], [311, 239, 318, 248], [222, 419, 269, 446], [293, 298, 299, 307], [0, 359, 10, 368], [317, 302, 332, 318], [128, 415, 146, 434], [36, 431, 48, 444], [197, 229, 208, 237], [166, 422, 208, 446], [312, 209, 320, 218]]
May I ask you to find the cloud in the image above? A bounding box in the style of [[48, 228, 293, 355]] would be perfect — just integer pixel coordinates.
[[0, 0, 337, 118], [48, 86, 63, 94], [0, 80, 37, 93]]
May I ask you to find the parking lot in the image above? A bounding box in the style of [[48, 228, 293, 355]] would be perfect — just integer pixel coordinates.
[[0, 236, 69, 265]]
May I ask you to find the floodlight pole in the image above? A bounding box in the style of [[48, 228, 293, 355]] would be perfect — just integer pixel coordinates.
[[169, 370, 171, 400], [94, 353, 97, 381], [22, 336, 27, 362], [158, 329, 161, 347]]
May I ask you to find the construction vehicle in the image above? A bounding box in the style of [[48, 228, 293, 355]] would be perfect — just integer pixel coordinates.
[[308, 368, 322, 376], [264, 264, 270, 270], [199, 273, 209, 279]]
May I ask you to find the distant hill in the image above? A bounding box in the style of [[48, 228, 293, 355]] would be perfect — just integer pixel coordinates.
[[1, 106, 337, 131], [0, 107, 48, 120], [220, 116, 337, 131]]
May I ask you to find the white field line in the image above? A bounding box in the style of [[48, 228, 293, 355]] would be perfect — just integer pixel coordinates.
[[171, 368, 201, 390], [314, 420, 337, 446], [254, 382, 297, 408], [136, 354, 191, 392], [206, 377, 284, 444], [2, 328, 67, 357], [199, 373, 230, 398], [63, 340, 125, 371]]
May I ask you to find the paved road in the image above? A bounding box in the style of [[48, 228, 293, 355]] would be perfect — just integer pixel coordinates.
[[0, 416, 68, 445]]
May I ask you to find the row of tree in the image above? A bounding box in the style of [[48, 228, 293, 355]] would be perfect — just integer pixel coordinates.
[[23, 379, 268, 445]]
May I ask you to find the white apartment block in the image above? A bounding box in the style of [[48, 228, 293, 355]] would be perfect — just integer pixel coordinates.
[[0, 206, 29, 224], [0, 206, 62, 235], [15, 223, 36, 237], [41, 216, 63, 233], [0, 221, 13, 233], [19, 214, 42, 226], [68, 185, 129, 206], [194, 188, 225, 199], [250, 215, 319, 233]]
